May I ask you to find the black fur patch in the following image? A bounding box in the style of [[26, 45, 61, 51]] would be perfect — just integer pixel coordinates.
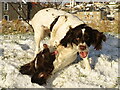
[[50, 16, 60, 31]]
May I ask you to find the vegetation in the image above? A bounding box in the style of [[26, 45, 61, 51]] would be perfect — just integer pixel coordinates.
[[1, 19, 33, 34], [87, 20, 119, 33]]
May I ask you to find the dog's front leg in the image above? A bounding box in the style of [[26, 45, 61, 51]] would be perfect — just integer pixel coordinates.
[[34, 26, 45, 57], [82, 57, 91, 71]]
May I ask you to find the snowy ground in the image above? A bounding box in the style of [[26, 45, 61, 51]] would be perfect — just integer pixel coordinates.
[[0, 33, 119, 88]]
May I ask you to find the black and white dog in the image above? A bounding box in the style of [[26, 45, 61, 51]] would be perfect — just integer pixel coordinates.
[[30, 8, 106, 73]]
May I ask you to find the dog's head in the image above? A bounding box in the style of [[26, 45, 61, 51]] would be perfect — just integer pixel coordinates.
[[31, 44, 56, 85], [60, 24, 106, 58], [20, 44, 56, 85]]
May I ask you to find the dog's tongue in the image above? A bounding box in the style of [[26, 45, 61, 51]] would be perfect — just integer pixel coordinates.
[[79, 52, 88, 58]]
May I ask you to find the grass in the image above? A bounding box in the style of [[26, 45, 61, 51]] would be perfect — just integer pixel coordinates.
[[87, 20, 119, 34], [75, 14, 119, 34], [1, 19, 33, 35]]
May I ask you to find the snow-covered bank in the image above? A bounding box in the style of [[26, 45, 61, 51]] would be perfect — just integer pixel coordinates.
[[0, 33, 119, 88]]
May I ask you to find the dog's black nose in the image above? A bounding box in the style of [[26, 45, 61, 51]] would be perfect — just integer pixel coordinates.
[[79, 45, 86, 50]]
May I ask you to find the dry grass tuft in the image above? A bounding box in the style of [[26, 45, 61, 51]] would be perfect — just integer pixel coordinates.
[[87, 20, 119, 33], [1, 19, 33, 34]]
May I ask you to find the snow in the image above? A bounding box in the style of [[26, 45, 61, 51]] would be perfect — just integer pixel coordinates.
[[0, 33, 119, 88]]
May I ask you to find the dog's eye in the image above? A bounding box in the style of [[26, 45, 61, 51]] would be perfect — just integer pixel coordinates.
[[74, 38, 80, 43], [73, 38, 80, 44]]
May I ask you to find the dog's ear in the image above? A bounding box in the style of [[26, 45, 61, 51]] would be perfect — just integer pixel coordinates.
[[19, 61, 36, 75], [60, 26, 73, 47], [92, 29, 106, 50]]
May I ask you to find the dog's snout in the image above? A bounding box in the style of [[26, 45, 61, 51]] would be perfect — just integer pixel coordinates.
[[79, 45, 86, 50]]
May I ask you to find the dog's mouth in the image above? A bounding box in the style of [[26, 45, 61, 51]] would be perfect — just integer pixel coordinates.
[[79, 45, 88, 58], [79, 51, 88, 58]]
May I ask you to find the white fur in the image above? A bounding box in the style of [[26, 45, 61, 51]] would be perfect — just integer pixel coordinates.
[[30, 8, 91, 73], [82, 28, 85, 35], [34, 58, 38, 69]]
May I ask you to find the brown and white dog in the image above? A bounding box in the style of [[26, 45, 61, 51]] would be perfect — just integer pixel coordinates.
[[19, 44, 56, 85], [30, 8, 106, 73]]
